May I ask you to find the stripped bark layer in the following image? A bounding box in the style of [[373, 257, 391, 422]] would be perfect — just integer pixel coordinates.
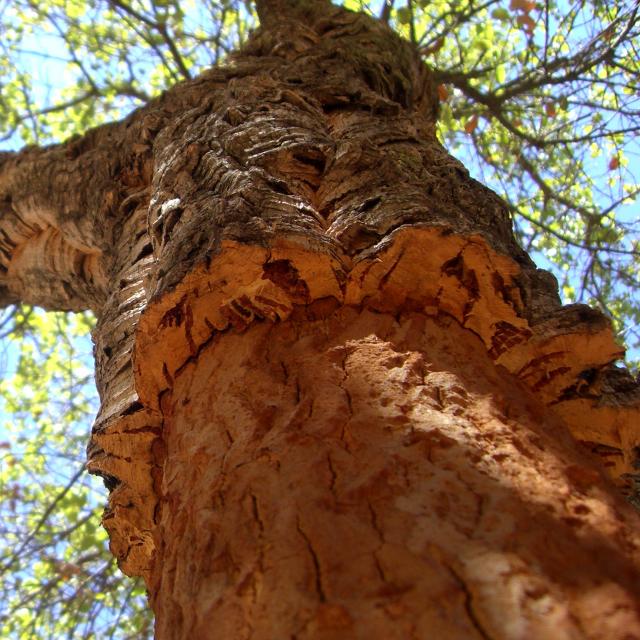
[[151, 308, 640, 639], [0, 0, 638, 636]]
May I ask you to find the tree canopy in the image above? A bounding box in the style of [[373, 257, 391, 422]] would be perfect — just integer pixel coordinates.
[[0, 0, 638, 637]]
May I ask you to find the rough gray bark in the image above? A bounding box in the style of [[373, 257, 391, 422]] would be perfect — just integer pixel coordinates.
[[1, 1, 639, 637]]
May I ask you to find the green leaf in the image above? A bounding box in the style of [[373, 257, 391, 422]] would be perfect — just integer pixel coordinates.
[[396, 6, 412, 24], [491, 7, 511, 21]]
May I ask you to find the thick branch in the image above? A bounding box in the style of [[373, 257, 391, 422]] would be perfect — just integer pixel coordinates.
[[0, 141, 112, 311], [0, 122, 140, 311], [0, 76, 177, 311]]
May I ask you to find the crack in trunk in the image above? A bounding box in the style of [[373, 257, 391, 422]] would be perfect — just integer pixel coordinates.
[[447, 565, 494, 640], [296, 517, 327, 603]]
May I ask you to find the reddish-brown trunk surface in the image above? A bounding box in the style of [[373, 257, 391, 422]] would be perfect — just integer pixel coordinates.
[[149, 307, 640, 639]]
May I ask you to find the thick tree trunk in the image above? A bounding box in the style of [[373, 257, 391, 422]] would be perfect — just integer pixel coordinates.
[[149, 308, 640, 639], [1, 1, 639, 638]]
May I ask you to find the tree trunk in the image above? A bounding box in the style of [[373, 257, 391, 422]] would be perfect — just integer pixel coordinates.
[[147, 308, 640, 639], [1, 1, 639, 638]]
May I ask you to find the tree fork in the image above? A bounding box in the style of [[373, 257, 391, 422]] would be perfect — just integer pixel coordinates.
[[0, 1, 638, 637]]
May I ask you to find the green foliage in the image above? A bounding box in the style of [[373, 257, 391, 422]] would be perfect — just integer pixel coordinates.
[[0, 0, 254, 143], [0, 0, 638, 636], [400, 0, 640, 367], [0, 308, 152, 638]]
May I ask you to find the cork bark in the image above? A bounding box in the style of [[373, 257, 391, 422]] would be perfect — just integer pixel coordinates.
[[0, 0, 639, 637], [150, 309, 640, 639]]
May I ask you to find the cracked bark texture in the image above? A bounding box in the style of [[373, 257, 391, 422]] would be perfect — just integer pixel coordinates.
[[0, 0, 639, 637], [151, 309, 640, 639]]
